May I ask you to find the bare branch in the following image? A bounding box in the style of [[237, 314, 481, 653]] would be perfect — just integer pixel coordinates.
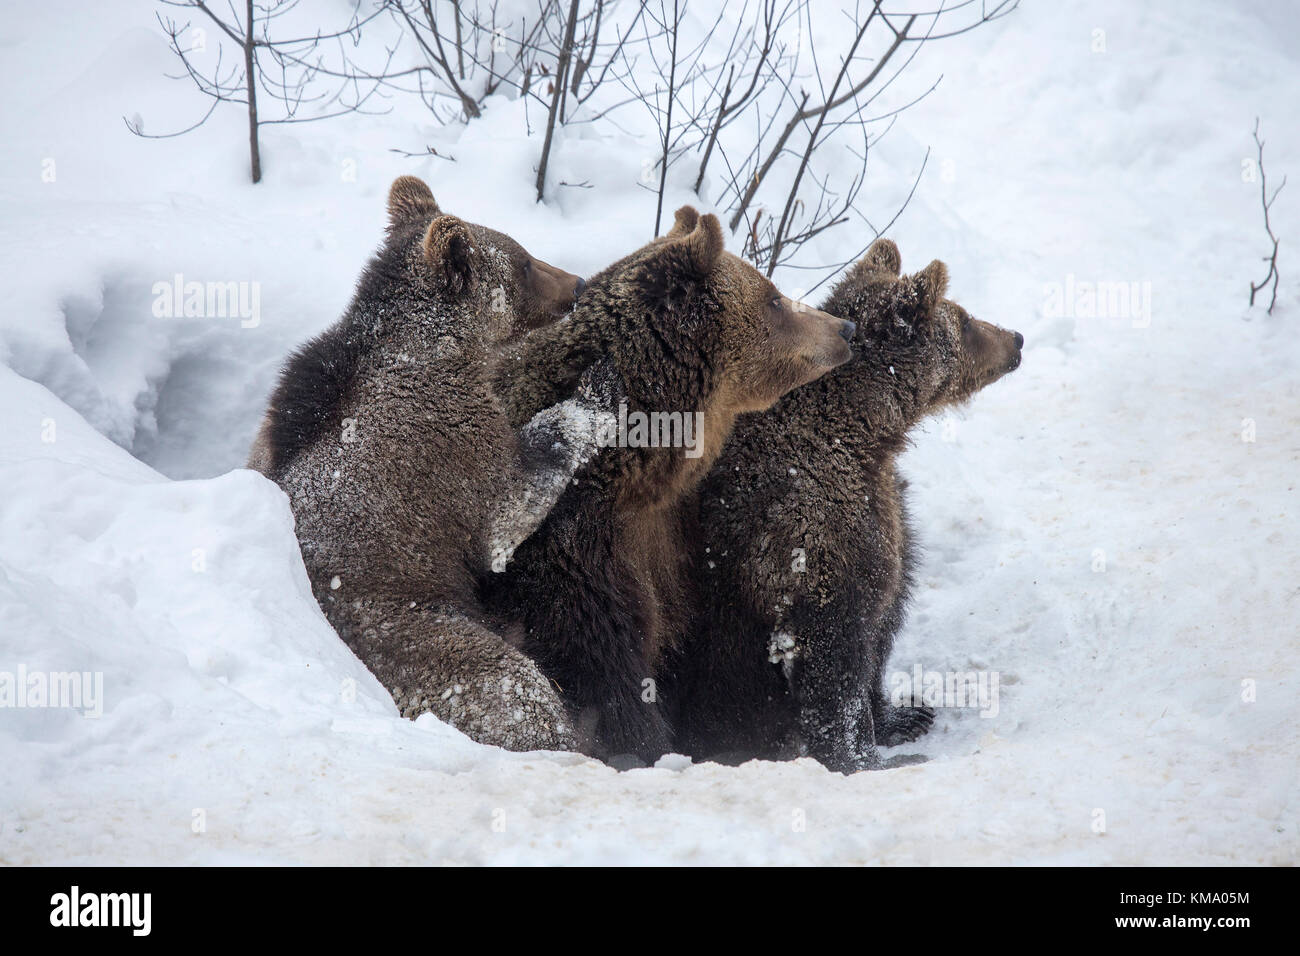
[[1249, 117, 1286, 315], [535, 0, 582, 202]]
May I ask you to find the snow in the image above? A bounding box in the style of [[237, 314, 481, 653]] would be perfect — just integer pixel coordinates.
[[1, 0, 1297, 865]]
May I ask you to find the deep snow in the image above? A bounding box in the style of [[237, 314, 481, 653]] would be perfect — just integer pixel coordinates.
[[0, 0, 1297, 865]]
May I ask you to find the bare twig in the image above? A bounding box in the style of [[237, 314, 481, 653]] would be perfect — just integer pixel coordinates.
[[764, 9, 915, 274], [694, 0, 795, 195], [243, 0, 261, 182], [134, 1, 387, 183], [536, 0, 582, 201], [1249, 118, 1286, 314], [653, 0, 681, 234], [388, 145, 458, 162], [804, 146, 929, 298]]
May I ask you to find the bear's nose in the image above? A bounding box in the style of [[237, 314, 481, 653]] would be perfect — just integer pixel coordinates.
[[573, 277, 587, 301], [1013, 331, 1024, 349], [838, 319, 856, 342]]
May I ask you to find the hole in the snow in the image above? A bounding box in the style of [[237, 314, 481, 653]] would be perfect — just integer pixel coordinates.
[[19, 275, 277, 479], [132, 350, 269, 479]]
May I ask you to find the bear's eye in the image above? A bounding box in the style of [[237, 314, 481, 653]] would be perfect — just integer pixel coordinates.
[[523, 259, 533, 276], [769, 294, 783, 310], [961, 316, 972, 334]]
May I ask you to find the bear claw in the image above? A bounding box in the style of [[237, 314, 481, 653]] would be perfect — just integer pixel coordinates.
[[875, 704, 936, 747]]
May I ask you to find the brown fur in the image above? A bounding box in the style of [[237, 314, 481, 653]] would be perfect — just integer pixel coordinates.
[[669, 238, 1023, 772], [248, 176, 595, 752], [487, 209, 855, 763]]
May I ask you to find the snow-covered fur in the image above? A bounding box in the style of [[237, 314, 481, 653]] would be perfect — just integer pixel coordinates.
[[248, 176, 593, 752], [670, 239, 1023, 772], [488, 208, 856, 765]]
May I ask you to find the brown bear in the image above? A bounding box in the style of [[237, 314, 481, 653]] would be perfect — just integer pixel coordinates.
[[486, 207, 857, 765], [668, 238, 1023, 773], [247, 175, 599, 753]]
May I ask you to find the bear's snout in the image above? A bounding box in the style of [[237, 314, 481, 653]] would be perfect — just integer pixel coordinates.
[[967, 318, 1022, 388], [1006, 329, 1023, 371], [526, 258, 586, 322], [810, 309, 855, 370]]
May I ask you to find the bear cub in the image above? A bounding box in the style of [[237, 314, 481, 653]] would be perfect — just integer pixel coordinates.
[[490, 208, 856, 765], [671, 238, 1023, 772], [249, 176, 597, 753]]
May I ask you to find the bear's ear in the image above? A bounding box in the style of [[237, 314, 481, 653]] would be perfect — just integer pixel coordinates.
[[665, 205, 699, 239], [422, 215, 476, 293], [388, 175, 441, 228], [913, 259, 949, 310], [630, 212, 724, 310], [678, 213, 724, 277], [857, 238, 902, 278]]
